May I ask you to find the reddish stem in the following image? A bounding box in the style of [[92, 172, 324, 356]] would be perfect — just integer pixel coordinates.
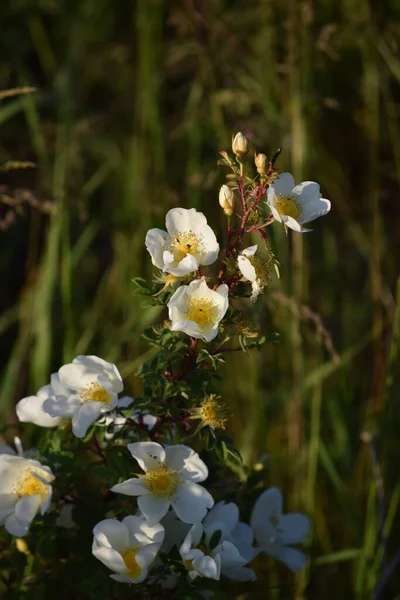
[[246, 215, 274, 233], [165, 337, 198, 382], [126, 418, 146, 439], [150, 414, 191, 441], [214, 146, 282, 289], [91, 434, 107, 461], [238, 175, 247, 212]]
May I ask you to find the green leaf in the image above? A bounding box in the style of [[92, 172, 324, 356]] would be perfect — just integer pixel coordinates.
[[132, 277, 154, 295], [81, 425, 96, 443]]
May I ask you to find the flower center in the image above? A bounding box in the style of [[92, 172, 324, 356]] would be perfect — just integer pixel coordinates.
[[121, 547, 142, 580], [144, 464, 180, 499], [275, 194, 302, 220], [16, 470, 48, 500], [249, 255, 272, 286], [199, 397, 228, 430], [185, 298, 217, 328], [81, 382, 112, 404], [169, 231, 203, 263], [184, 558, 194, 571]]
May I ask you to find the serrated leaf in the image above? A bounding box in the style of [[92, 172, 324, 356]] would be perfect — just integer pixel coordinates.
[[220, 440, 228, 461], [227, 446, 243, 463]]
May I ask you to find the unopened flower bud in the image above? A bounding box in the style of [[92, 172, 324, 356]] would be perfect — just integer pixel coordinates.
[[218, 184, 235, 216], [255, 153, 267, 175], [232, 132, 249, 157]]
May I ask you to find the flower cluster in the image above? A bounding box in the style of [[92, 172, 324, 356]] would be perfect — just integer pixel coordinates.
[[6, 359, 310, 585], [2, 133, 329, 595]]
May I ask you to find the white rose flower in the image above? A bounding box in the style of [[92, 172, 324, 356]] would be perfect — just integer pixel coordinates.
[[180, 502, 256, 582], [92, 515, 164, 584], [43, 355, 123, 439], [250, 488, 310, 573], [145, 208, 219, 276], [237, 245, 272, 302], [0, 451, 54, 536], [266, 172, 331, 232], [16, 375, 66, 428], [111, 442, 214, 526], [206, 501, 259, 567], [167, 279, 229, 342], [180, 523, 221, 581]]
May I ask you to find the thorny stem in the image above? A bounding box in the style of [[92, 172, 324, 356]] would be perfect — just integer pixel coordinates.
[[259, 227, 268, 247], [238, 174, 246, 211], [126, 417, 146, 439], [214, 184, 267, 289], [164, 337, 198, 382], [246, 215, 275, 233], [89, 434, 108, 461], [214, 147, 281, 290], [225, 272, 242, 290], [150, 414, 190, 441], [161, 148, 283, 434], [178, 337, 198, 379]]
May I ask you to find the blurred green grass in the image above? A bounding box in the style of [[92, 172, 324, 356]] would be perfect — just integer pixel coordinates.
[[1, 0, 400, 597]]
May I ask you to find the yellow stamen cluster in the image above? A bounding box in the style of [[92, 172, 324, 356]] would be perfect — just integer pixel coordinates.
[[144, 464, 180, 499], [195, 396, 229, 431], [81, 382, 112, 405], [233, 315, 259, 339], [275, 194, 302, 220], [121, 547, 142, 580], [169, 231, 204, 262], [153, 273, 183, 297], [160, 273, 182, 287], [16, 471, 48, 500], [249, 254, 273, 287], [185, 298, 217, 328], [184, 558, 194, 571]]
